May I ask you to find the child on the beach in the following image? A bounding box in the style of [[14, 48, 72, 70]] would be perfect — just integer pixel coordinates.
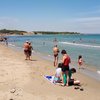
[[78, 55, 84, 69], [53, 64, 80, 86], [53, 63, 62, 83]]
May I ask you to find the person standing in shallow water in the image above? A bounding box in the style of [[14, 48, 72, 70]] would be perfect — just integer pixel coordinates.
[[53, 45, 59, 67], [53, 38, 58, 45], [78, 55, 84, 69], [23, 41, 29, 60], [28, 42, 33, 60]]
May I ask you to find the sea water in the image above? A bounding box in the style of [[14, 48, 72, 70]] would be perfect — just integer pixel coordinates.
[[6, 34, 100, 80]]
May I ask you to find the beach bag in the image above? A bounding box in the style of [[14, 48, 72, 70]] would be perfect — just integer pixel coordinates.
[[68, 79, 74, 86]]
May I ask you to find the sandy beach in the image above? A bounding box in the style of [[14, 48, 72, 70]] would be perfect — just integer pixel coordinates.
[[0, 44, 100, 100]]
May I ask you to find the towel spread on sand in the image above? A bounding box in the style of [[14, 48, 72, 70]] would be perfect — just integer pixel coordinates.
[[44, 75, 55, 84]]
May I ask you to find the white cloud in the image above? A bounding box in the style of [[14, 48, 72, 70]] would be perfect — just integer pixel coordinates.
[[75, 17, 100, 22], [55, 17, 100, 33]]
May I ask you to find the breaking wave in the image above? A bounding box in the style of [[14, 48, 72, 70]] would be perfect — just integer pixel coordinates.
[[60, 42, 100, 48]]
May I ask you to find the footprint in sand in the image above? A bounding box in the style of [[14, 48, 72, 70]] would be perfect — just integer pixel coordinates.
[[10, 88, 23, 97]]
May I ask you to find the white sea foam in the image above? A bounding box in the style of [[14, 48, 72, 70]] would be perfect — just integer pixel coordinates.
[[32, 50, 35, 53], [97, 71, 100, 74], [8, 43, 16, 46], [60, 42, 100, 48]]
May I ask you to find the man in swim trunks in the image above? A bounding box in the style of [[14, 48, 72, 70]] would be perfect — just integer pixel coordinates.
[[53, 45, 59, 67], [28, 42, 33, 60], [23, 41, 30, 60]]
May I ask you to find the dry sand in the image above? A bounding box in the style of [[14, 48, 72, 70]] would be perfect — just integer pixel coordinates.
[[0, 44, 100, 100]]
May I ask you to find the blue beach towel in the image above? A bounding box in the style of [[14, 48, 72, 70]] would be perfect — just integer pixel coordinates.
[[44, 75, 55, 84]]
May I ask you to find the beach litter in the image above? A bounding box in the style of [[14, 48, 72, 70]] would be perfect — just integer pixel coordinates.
[[10, 88, 16, 93]]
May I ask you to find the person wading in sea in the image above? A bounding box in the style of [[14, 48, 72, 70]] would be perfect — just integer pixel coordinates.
[[28, 42, 33, 60], [53, 45, 59, 67], [23, 41, 30, 60], [78, 55, 84, 69]]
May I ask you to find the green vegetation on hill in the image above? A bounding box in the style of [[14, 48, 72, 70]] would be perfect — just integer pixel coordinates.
[[33, 31, 80, 35], [0, 29, 80, 35], [0, 29, 27, 35]]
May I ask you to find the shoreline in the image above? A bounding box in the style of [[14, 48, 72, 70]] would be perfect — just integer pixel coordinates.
[[0, 43, 100, 100], [3, 41, 100, 82], [6, 35, 100, 70]]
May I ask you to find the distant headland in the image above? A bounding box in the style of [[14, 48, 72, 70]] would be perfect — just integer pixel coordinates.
[[0, 29, 80, 35]]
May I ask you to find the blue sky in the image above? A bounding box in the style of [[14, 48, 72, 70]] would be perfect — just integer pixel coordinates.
[[0, 0, 100, 33]]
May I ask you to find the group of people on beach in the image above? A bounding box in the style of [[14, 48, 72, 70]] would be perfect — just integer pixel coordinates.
[[53, 44, 83, 86], [23, 39, 83, 87], [53, 44, 84, 68], [23, 41, 33, 60], [0, 37, 8, 46]]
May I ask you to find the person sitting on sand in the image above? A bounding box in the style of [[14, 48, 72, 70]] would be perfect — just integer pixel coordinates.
[[23, 41, 30, 60], [68, 68, 80, 86], [53, 63, 80, 86], [53, 45, 59, 67], [53, 63, 62, 83], [53, 63, 74, 84]]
